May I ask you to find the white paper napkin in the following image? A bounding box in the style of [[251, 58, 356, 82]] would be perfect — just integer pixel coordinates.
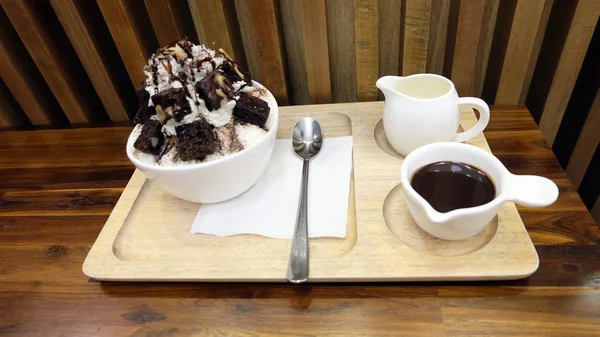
[[191, 136, 353, 239]]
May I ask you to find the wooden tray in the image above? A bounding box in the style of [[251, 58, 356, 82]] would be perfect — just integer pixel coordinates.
[[83, 102, 539, 282]]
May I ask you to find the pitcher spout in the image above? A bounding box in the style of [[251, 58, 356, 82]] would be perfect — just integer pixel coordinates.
[[376, 76, 403, 98]]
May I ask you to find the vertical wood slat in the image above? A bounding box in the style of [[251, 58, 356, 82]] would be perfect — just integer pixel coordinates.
[[280, 0, 309, 104], [188, 0, 245, 66], [299, 0, 332, 104], [236, 0, 288, 105], [518, 0, 553, 104], [0, 88, 13, 128], [426, 0, 450, 74], [378, 0, 402, 79], [1, 0, 95, 124], [97, 0, 151, 87], [0, 81, 26, 128], [0, 10, 54, 126], [538, 0, 600, 146], [280, 0, 331, 105], [495, 0, 552, 105], [476, 0, 499, 98], [235, 0, 261, 80], [51, 0, 129, 122], [566, 88, 600, 189], [354, 0, 379, 101], [450, 0, 499, 96], [145, 0, 187, 46], [402, 0, 432, 76], [326, 0, 357, 103], [593, 193, 600, 225]]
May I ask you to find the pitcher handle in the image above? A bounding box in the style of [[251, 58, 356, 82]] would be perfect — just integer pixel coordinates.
[[454, 97, 490, 143], [505, 174, 559, 207]]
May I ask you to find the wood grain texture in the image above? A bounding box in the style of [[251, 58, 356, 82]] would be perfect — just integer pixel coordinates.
[[234, 0, 261, 80], [326, 0, 357, 102], [144, 0, 186, 46], [378, 0, 402, 81], [188, 0, 245, 66], [236, 0, 288, 105], [51, 0, 129, 122], [2, 106, 600, 335], [450, 0, 499, 96], [280, 0, 309, 104], [567, 88, 600, 189], [539, 0, 600, 146], [0, 11, 54, 126], [402, 0, 432, 75], [1, 105, 600, 335], [593, 196, 600, 225], [518, 0, 553, 104], [0, 80, 26, 128], [97, 0, 151, 87], [426, 0, 450, 74], [299, 0, 332, 104], [495, 0, 551, 105], [0, 0, 95, 124], [280, 0, 332, 104], [84, 106, 538, 282], [354, 0, 379, 101]]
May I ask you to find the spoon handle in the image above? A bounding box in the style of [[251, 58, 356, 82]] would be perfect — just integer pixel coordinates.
[[287, 159, 310, 283]]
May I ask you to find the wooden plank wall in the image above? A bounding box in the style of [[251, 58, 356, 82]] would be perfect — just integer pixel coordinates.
[[0, 0, 599, 223]]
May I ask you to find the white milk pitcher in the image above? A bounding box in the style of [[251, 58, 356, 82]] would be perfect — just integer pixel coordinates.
[[376, 73, 490, 156]]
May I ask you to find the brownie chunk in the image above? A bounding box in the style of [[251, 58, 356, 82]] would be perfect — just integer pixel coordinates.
[[133, 119, 164, 154], [133, 87, 156, 124], [175, 119, 216, 161], [217, 49, 252, 86], [218, 61, 252, 86], [195, 73, 233, 111], [233, 93, 270, 128], [151, 88, 191, 122]]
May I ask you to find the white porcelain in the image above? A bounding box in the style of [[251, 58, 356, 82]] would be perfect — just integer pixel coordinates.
[[126, 82, 279, 203], [400, 142, 558, 240], [376, 73, 491, 156]]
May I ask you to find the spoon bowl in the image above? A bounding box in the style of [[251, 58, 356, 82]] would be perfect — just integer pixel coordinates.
[[293, 118, 323, 159], [288, 117, 323, 284]]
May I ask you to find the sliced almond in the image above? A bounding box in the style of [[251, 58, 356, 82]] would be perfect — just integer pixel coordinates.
[[233, 66, 245, 79], [215, 74, 226, 86], [155, 105, 166, 122], [216, 88, 227, 99], [219, 48, 232, 60], [174, 44, 188, 60]]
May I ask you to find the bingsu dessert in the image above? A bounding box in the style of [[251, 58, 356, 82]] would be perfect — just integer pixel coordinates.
[[130, 38, 275, 166]]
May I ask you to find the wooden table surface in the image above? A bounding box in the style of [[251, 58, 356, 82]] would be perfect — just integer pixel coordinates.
[[1, 104, 599, 336]]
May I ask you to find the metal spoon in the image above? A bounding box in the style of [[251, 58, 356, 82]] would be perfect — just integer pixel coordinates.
[[287, 117, 323, 284]]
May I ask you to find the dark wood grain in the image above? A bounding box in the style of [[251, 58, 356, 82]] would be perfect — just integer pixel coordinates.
[[1, 0, 100, 124], [0, 106, 599, 336]]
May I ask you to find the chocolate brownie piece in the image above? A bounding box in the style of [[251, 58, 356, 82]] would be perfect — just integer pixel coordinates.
[[233, 93, 270, 128], [218, 62, 252, 86], [217, 49, 252, 86], [195, 73, 233, 111], [133, 119, 164, 154], [133, 87, 156, 124], [151, 88, 191, 122], [175, 119, 216, 161]]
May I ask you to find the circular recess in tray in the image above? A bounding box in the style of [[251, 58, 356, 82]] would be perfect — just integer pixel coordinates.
[[382, 183, 498, 256], [373, 119, 404, 159], [374, 119, 466, 159]]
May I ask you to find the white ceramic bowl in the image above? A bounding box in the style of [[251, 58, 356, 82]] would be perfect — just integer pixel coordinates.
[[126, 82, 279, 203]]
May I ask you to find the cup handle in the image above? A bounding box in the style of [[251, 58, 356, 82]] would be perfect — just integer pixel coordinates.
[[505, 174, 559, 207], [454, 97, 490, 143]]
